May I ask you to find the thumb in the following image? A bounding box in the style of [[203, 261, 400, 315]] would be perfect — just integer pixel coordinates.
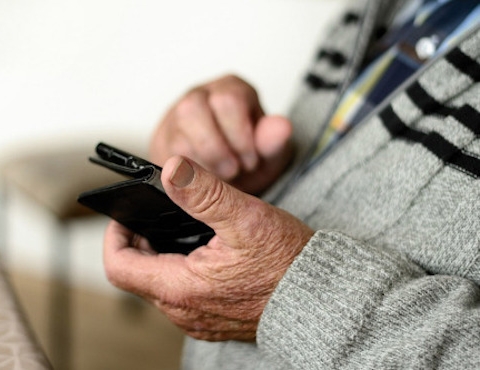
[[161, 156, 257, 236]]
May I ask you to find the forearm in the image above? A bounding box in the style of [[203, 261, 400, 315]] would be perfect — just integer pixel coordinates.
[[258, 231, 480, 369]]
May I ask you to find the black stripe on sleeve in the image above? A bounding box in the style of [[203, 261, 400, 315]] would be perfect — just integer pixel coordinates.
[[451, 150, 480, 178], [423, 132, 459, 161], [305, 73, 339, 90], [406, 82, 450, 116], [379, 105, 480, 179], [445, 47, 480, 83], [452, 105, 480, 136], [343, 12, 361, 24], [380, 105, 426, 142], [316, 49, 348, 67], [406, 82, 480, 135]]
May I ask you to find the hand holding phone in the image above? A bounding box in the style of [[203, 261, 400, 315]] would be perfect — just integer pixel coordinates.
[[77, 143, 214, 254]]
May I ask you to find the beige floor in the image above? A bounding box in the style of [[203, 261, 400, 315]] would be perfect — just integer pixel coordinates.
[[7, 270, 185, 370]]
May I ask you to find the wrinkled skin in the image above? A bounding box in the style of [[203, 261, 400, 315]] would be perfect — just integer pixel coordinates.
[[103, 75, 314, 341], [104, 157, 314, 341]]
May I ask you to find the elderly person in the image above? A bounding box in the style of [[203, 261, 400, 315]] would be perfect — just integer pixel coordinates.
[[104, 0, 480, 368]]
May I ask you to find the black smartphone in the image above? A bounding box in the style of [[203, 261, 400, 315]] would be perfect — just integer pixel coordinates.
[[77, 143, 214, 254]]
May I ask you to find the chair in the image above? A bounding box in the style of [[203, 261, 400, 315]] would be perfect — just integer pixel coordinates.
[[1, 145, 126, 369]]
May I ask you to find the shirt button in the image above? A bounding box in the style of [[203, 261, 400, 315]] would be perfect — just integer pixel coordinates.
[[415, 35, 440, 60]]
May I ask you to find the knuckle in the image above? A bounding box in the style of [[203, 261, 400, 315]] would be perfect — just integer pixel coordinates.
[[192, 177, 226, 217], [220, 73, 241, 82], [104, 262, 125, 289], [209, 90, 246, 113], [175, 90, 206, 118], [104, 267, 115, 285], [215, 73, 243, 87], [104, 261, 143, 296], [219, 74, 251, 90]]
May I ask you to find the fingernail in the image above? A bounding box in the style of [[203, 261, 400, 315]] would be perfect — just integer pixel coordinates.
[[170, 158, 194, 188]]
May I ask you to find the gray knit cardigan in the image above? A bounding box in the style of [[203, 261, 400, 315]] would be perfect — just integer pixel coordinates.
[[182, 0, 480, 368]]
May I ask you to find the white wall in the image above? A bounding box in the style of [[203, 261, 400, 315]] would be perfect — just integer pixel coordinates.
[[0, 0, 348, 157], [0, 0, 347, 291]]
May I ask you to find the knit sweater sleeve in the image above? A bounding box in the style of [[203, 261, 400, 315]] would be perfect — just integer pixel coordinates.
[[257, 230, 480, 369]]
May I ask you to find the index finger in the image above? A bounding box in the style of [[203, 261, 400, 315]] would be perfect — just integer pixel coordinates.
[[207, 79, 264, 171], [103, 221, 194, 302], [175, 88, 240, 179]]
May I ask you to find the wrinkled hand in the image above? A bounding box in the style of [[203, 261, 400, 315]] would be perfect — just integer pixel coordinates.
[[103, 156, 313, 341], [149, 74, 293, 195]]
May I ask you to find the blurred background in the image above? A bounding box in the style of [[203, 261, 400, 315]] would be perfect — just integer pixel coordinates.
[[0, 0, 347, 369]]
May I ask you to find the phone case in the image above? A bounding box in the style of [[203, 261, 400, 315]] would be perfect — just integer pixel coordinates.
[[77, 143, 214, 254]]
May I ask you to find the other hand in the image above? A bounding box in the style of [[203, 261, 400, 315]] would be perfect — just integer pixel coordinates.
[[149, 75, 293, 194]]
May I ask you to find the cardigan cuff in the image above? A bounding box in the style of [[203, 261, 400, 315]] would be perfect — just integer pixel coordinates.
[[257, 230, 424, 368]]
